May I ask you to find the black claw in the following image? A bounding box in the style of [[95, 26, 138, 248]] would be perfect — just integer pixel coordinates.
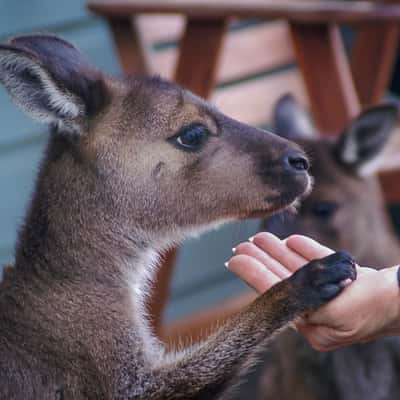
[[319, 283, 342, 301], [289, 250, 357, 310]]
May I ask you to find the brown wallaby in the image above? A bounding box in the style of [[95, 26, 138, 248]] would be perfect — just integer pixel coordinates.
[[258, 95, 400, 400], [0, 35, 357, 400]]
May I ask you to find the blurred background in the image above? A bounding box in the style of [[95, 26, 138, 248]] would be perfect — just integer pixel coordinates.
[[1, 0, 400, 327]]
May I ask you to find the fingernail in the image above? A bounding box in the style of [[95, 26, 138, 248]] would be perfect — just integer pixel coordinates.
[[232, 247, 236, 253], [224, 261, 230, 269], [340, 278, 353, 288], [248, 236, 255, 243]]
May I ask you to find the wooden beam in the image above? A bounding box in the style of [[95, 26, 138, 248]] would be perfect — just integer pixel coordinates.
[[289, 23, 361, 135], [174, 17, 228, 95], [88, 0, 400, 24], [351, 22, 400, 106], [379, 170, 400, 204], [108, 17, 149, 74]]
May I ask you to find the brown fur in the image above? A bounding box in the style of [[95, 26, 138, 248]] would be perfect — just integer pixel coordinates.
[[0, 35, 356, 399]]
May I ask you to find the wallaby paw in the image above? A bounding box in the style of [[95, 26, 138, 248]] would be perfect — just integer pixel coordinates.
[[289, 251, 357, 310]]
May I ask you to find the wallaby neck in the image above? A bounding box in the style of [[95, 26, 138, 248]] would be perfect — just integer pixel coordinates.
[[12, 135, 161, 289], [1, 136, 165, 374]]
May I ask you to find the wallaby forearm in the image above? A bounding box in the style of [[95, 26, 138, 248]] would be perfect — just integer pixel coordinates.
[[118, 279, 298, 400], [120, 252, 356, 400]]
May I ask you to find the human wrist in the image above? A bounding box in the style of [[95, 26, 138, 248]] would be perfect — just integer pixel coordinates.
[[379, 266, 400, 337]]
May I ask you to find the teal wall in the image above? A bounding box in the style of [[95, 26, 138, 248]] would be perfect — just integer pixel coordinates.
[[0, 0, 255, 322]]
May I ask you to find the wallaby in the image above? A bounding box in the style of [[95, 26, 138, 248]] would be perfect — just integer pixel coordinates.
[[0, 35, 357, 400], [258, 95, 400, 400]]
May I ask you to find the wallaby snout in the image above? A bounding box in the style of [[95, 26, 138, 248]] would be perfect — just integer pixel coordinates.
[[217, 115, 311, 220]]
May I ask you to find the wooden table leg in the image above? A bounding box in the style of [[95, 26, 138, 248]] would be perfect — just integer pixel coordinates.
[[108, 16, 149, 74], [174, 18, 228, 94], [351, 22, 400, 106], [350, 21, 400, 204], [289, 23, 361, 135]]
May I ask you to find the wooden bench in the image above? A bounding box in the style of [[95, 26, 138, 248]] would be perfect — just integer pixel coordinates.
[[88, 0, 400, 345]]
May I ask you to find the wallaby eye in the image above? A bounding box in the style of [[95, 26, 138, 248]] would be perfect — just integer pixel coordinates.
[[170, 124, 210, 152], [310, 201, 339, 219]]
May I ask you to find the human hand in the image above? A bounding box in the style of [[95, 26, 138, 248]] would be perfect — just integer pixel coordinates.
[[227, 233, 400, 351]]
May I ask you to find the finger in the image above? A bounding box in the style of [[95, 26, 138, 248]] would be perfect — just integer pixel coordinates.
[[286, 235, 334, 261], [234, 242, 291, 279], [227, 254, 281, 293], [252, 232, 308, 272], [357, 266, 378, 274]]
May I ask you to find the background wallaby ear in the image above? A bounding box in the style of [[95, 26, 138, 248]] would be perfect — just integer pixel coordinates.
[[0, 34, 109, 134], [272, 94, 315, 140], [334, 104, 398, 175]]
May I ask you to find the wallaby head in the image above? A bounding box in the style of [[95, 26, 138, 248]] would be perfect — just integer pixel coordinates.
[[0, 35, 311, 278], [265, 94, 400, 266]]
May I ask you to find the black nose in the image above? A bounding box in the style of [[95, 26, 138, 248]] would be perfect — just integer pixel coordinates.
[[284, 152, 309, 172]]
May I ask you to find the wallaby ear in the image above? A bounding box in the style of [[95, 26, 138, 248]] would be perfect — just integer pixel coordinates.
[[272, 94, 315, 140], [0, 34, 109, 134], [334, 104, 398, 175]]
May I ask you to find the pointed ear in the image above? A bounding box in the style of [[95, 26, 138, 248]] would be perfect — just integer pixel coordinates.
[[272, 94, 315, 140], [0, 34, 109, 134], [334, 104, 398, 175]]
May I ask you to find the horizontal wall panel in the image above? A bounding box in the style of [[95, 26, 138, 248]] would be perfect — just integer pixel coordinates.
[[165, 274, 250, 322], [0, 20, 120, 148], [212, 68, 308, 126], [0, 0, 89, 38], [147, 20, 295, 84], [170, 219, 261, 295], [0, 137, 47, 262]]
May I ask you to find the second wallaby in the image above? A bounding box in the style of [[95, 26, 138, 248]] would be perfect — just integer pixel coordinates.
[[259, 95, 400, 400], [0, 35, 356, 399]]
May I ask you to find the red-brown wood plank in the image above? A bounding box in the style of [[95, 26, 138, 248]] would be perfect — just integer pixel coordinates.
[[289, 23, 361, 135], [146, 21, 295, 84], [108, 17, 149, 74], [351, 22, 400, 106], [88, 0, 400, 24], [174, 17, 228, 94]]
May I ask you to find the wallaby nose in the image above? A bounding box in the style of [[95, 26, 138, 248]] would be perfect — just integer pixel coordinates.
[[284, 151, 310, 172]]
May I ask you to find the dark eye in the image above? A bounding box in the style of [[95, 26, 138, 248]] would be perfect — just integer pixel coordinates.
[[170, 124, 210, 152], [310, 201, 339, 219]]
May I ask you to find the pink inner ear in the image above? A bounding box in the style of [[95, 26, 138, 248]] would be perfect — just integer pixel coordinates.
[[0, 35, 109, 125]]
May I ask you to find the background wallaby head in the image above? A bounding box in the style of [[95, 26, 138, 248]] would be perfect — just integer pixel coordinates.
[[265, 94, 400, 267], [0, 35, 311, 272], [258, 94, 400, 400]]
